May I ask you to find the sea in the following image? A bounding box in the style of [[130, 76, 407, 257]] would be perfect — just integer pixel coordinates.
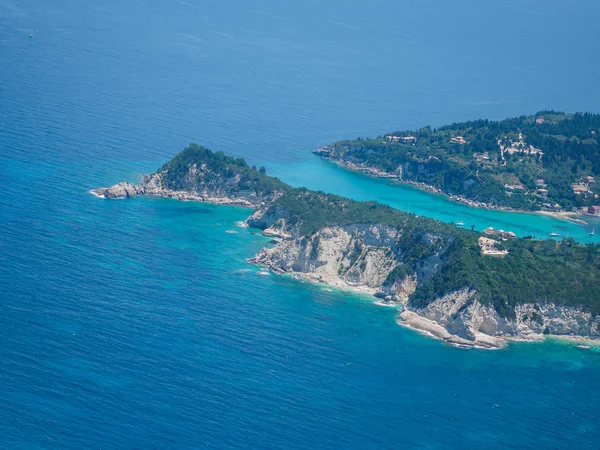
[[1, 0, 600, 448]]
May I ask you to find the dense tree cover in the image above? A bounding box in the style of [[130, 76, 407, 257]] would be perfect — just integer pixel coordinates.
[[159, 144, 290, 196], [410, 236, 600, 317], [322, 112, 600, 211], [275, 188, 600, 315], [158, 144, 600, 317], [275, 188, 454, 235]]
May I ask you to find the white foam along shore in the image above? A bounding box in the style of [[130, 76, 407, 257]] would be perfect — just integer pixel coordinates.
[[544, 334, 600, 348], [396, 310, 506, 349], [254, 263, 400, 307], [257, 260, 600, 350], [397, 309, 600, 350], [89, 189, 109, 199], [253, 261, 508, 349]]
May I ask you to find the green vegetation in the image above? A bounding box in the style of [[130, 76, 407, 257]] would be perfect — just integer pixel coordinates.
[[159, 144, 290, 196], [275, 188, 451, 235], [319, 112, 600, 211], [410, 236, 600, 317], [275, 187, 600, 315], [157, 144, 600, 317]]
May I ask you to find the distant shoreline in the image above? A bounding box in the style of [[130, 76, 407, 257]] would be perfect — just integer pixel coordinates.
[[319, 155, 590, 227]]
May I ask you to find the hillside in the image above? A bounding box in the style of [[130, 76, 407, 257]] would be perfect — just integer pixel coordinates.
[[93, 145, 600, 347], [316, 112, 600, 212]]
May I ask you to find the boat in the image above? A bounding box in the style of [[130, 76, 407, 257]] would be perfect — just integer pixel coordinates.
[[550, 232, 560, 237], [591, 228, 595, 236], [29, 29, 33, 38], [456, 221, 465, 227]]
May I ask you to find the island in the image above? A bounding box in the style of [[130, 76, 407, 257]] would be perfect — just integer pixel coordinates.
[[315, 111, 600, 217], [93, 144, 600, 348]]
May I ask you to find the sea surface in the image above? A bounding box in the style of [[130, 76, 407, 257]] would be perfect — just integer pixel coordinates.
[[1, 0, 600, 448]]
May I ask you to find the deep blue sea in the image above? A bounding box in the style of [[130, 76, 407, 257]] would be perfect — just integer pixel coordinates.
[[2, 0, 600, 448]]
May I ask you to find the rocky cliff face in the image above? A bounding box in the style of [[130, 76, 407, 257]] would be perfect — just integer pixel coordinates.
[[92, 166, 282, 208], [93, 150, 600, 348], [399, 292, 600, 348], [249, 224, 403, 295], [248, 217, 600, 348]]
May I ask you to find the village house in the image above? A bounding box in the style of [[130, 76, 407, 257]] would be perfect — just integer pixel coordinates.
[[588, 205, 600, 216], [535, 178, 546, 187], [450, 136, 467, 145], [483, 227, 517, 240], [478, 237, 508, 256], [572, 184, 593, 196], [504, 184, 526, 196], [536, 117, 545, 124], [386, 135, 417, 143]]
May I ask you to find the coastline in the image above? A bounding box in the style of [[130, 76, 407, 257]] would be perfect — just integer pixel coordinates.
[[92, 177, 599, 351], [397, 309, 600, 350], [250, 260, 397, 304], [534, 210, 589, 226], [318, 155, 590, 226], [544, 334, 600, 348], [396, 310, 506, 349], [91, 180, 258, 208]]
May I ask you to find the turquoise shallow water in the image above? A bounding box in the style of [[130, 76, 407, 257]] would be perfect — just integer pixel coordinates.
[[2, 0, 600, 448], [270, 156, 600, 242]]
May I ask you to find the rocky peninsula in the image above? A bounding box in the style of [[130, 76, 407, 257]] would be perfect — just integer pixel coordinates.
[[93, 144, 600, 349]]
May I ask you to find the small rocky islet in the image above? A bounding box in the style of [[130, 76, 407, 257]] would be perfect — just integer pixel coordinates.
[[93, 144, 600, 349]]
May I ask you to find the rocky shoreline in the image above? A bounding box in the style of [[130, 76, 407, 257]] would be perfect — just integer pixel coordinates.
[[242, 213, 600, 349], [91, 175, 259, 208], [316, 150, 589, 225], [92, 162, 599, 350]]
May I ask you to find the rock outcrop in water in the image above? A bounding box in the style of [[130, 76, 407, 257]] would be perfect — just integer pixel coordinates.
[[93, 144, 600, 349], [92, 181, 140, 199]]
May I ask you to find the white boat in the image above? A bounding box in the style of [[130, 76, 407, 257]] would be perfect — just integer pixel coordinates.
[[591, 228, 595, 236], [456, 221, 465, 226], [550, 232, 560, 237], [29, 29, 33, 38]]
